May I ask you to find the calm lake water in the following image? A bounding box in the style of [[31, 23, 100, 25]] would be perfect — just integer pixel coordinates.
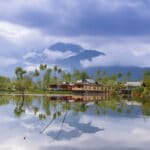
[[0, 96, 150, 150]]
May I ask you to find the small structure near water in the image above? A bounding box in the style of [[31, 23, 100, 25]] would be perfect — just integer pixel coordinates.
[[48, 79, 112, 94], [122, 81, 143, 98]]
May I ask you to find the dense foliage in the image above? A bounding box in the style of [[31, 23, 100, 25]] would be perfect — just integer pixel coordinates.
[[0, 64, 149, 100]]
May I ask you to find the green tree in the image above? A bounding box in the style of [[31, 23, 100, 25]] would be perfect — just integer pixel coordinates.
[[43, 68, 52, 89], [125, 71, 131, 82], [73, 69, 80, 82], [101, 70, 107, 83], [0, 76, 11, 91], [15, 67, 26, 79], [62, 72, 72, 83], [32, 69, 40, 90], [143, 71, 150, 98], [58, 68, 62, 82], [80, 71, 88, 81], [95, 69, 100, 82], [15, 67, 26, 94], [143, 71, 150, 89], [53, 65, 58, 83], [117, 72, 123, 80], [39, 64, 47, 90]]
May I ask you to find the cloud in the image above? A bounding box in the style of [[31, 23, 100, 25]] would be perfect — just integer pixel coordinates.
[[1, 0, 150, 36], [0, 56, 18, 67], [80, 52, 150, 68], [43, 49, 77, 60], [0, 0, 150, 75], [24, 64, 40, 72], [0, 21, 51, 46], [23, 51, 39, 60], [79, 36, 150, 68]]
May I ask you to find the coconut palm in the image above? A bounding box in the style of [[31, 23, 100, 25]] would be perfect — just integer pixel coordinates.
[[39, 64, 47, 90], [15, 67, 26, 95], [95, 69, 100, 82]]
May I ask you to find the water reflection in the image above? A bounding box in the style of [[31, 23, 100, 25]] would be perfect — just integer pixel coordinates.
[[0, 95, 150, 150]]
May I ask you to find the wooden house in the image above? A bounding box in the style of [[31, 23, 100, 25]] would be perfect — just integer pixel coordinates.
[[72, 83, 110, 93]]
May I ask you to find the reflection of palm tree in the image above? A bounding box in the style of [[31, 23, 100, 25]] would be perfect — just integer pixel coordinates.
[[42, 98, 51, 116], [55, 101, 69, 139], [14, 97, 25, 117], [40, 101, 70, 135], [40, 101, 58, 133]]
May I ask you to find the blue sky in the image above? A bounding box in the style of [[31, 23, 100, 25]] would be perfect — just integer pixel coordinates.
[[0, 0, 150, 75]]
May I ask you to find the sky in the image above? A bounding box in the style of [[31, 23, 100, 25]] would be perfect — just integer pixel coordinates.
[[0, 0, 150, 75]]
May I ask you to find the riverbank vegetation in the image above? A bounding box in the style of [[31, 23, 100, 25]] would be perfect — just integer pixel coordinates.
[[0, 64, 149, 100]]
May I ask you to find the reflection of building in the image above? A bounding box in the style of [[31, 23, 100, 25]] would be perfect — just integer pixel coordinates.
[[47, 94, 110, 101], [72, 94, 110, 101]]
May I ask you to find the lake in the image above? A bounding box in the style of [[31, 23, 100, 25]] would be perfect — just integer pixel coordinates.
[[0, 96, 150, 150]]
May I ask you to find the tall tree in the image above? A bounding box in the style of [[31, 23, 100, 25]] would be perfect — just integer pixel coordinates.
[[95, 69, 100, 82], [53, 65, 58, 83], [39, 64, 47, 90], [125, 71, 131, 82], [117, 72, 123, 80], [43, 68, 52, 89], [15, 67, 26, 79], [143, 71, 150, 89], [0, 76, 11, 91], [80, 71, 88, 81], [15, 67, 26, 95], [58, 68, 62, 82], [73, 69, 80, 82], [62, 72, 72, 83]]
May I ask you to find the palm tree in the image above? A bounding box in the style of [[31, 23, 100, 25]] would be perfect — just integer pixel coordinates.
[[57, 68, 62, 82], [40, 64, 47, 71], [117, 72, 123, 80], [15, 67, 26, 79], [33, 69, 40, 77], [39, 64, 47, 90], [73, 69, 80, 82], [95, 69, 100, 82], [33, 69, 40, 90], [43, 68, 52, 89], [15, 67, 26, 95], [125, 71, 131, 82], [53, 65, 58, 83]]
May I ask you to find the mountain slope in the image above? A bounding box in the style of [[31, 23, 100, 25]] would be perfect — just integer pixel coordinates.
[[23, 42, 105, 69], [22, 42, 150, 80]]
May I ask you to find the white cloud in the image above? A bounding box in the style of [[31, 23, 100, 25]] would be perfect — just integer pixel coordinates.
[[80, 52, 150, 68], [23, 62, 41, 72], [79, 36, 150, 68], [0, 21, 33, 44], [0, 21, 51, 48], [23, 51, 39, 60], [43, 48, 77, 60]]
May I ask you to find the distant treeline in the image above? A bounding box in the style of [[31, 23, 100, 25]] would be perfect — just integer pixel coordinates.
[[0, 64, 149, 97]]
